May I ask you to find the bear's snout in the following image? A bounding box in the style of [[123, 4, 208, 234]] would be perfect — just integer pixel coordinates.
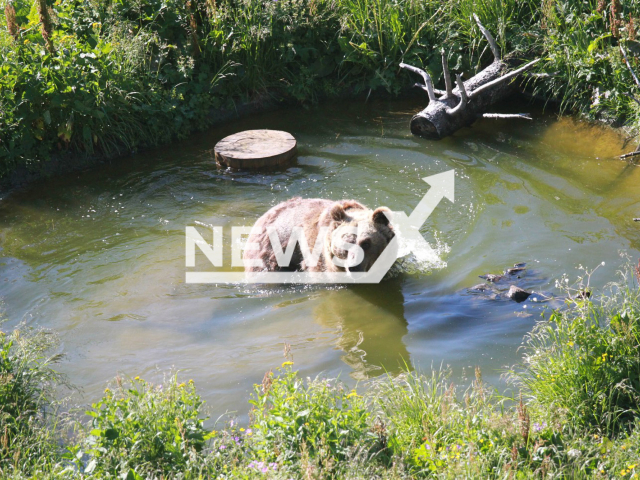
[[346, 262, 365, 273], [345, 245, 367, 272]]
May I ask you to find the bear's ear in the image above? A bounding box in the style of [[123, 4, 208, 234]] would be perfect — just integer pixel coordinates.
[[329, 203, 347, 222], [372, 207, 391, 226]]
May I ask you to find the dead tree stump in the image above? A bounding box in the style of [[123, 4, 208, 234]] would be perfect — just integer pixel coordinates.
[[215, 130, 297, 169], [400, 15, 540, 140]]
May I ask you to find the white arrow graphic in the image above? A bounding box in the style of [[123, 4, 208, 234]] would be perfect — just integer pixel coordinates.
[[406, 170, 455, 226], [382, 170, 455, 279], [186, 169, 455, 284]]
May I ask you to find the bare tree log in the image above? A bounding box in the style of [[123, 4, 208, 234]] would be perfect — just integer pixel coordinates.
[[400, 16, 540, 139]]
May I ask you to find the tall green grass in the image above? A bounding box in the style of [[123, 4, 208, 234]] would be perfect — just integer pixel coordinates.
[[0, 324, 67, 477], [5, 264, 640, 478], [512, 265, 640, 434], [1, 0, 640, 181]]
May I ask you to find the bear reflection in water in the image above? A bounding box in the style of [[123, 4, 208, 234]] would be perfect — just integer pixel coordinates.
[[313, 278, 410, 380]]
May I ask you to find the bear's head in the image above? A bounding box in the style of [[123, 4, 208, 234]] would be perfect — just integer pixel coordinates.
[[323, 202, 395, 272]]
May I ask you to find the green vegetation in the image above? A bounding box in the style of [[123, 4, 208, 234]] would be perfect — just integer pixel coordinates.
[[2, 266, 640, 477], [1, 0, 640, 181], [75, 376, 213, 477], [0, 326, 66, 477]]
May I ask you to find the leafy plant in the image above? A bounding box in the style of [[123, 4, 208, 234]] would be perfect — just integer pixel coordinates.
[[74, 375, 214, 478], [249, 362, 375, 467]]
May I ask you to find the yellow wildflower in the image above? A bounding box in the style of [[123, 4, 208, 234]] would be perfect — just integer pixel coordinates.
[[104, 388, 110, 393], [134, 376, 140, 380], [567, 341, 574, 347], [346, 390, 360, 398], [281, 361, 294, 367], [240, 428, 245, 432], [178, 382, 186, 388]]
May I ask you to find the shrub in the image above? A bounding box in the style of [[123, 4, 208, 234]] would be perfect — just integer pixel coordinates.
[[512, 266, 640, 434], [249, 363, 375, 468], [74, 375, 214, 478]]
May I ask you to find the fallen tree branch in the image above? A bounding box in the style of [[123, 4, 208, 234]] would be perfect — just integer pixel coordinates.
[[446, 75, 468, 115], [623, 92, 640, 106], [473, 14, 500, 61], [400, 15, 541, 139], [441, 49, 453, 98], [469, 58, 541, 99], [399, 62, 436, 102], [620, 150, 640, 160], [479, 113, 532, 120], [527, 71, 559, 77], [621, 44, 640, 88]]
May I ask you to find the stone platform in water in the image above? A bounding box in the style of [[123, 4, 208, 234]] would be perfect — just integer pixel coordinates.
[[214, 129, 297, 169]]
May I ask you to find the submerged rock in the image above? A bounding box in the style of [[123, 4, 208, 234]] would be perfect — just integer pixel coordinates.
[[505, 266, 526, 276], [469, 283, 492, 292], [507, 285, 531, 303], [479, 273, 505, 283], [480, 263, 527, 282]]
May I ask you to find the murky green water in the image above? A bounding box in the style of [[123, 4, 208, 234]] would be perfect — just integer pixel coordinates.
[[1, 97, 639, 415]]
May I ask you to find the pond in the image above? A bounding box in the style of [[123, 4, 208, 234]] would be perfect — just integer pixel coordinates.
[[1, 97, 639, 417]]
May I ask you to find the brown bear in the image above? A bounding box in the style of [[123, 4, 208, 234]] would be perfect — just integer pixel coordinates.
[[242, 198, 395, 273]]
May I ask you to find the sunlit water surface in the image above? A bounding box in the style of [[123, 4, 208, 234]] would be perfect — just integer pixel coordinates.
[[1, 97, 639, 417]]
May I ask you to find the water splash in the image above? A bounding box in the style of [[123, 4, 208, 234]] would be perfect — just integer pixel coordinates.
[[385, 232, 449, 279]]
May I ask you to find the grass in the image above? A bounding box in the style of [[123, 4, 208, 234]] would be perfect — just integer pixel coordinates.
[[1, 0, 640, 182], [3, 264, 640, 477], [0, 324, 67, 477], [511, 267, 640, 434]]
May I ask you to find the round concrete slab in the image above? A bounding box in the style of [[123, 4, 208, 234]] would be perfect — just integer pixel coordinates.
[[214, 129, 297, 169]]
